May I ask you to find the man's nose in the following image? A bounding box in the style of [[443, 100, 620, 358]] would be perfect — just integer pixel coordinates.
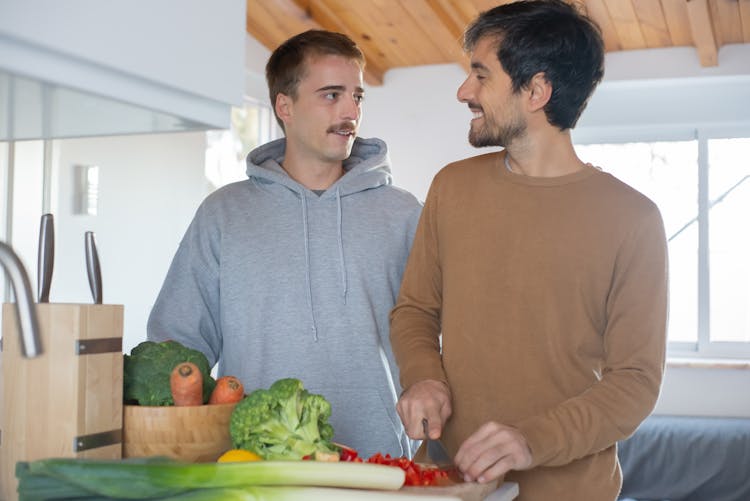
[[341, 96, 361, 121], [457, 77, 472, 103]]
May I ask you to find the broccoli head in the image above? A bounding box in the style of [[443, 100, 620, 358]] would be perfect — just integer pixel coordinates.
[[230, 378, 337, 460], [123, 340, 216, 406]]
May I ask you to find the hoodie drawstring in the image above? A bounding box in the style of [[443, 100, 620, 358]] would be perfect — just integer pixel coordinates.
[[300, 189, 349, 341], [300, 194, 318, 341], [336, 187, 348, 304]]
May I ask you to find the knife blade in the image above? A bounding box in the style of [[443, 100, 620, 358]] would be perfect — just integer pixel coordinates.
[[84, 231, 102, 304], [422, 418, 454, 468], [37, 213, 54, 303]]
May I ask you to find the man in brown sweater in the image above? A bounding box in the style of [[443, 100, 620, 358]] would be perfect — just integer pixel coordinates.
[[390, 1, 669, 499]]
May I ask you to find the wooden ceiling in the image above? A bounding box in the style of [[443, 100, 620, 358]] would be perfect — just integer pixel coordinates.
[[247, 0, 750, 85]]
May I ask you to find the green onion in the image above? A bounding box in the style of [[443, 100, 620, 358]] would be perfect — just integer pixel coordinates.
[[17, 458, 406, 500]]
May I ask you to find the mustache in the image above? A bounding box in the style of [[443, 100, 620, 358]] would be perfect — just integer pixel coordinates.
[[327, 122, 357, 134]]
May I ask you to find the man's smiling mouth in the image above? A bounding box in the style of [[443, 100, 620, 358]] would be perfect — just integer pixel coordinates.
[[468, 105, 484, 120]]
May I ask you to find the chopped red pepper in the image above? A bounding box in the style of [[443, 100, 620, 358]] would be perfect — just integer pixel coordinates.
[[339, 445, 360, 462], [365, 452, 451, 486]]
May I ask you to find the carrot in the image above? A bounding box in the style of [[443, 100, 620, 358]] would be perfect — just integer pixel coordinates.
[[209, 376, 245, 404], [170, 362, 204, 406]]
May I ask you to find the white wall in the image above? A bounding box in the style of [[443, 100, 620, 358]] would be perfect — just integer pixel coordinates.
[[0, 0, 246, 130], [52, 132, 211, 354]]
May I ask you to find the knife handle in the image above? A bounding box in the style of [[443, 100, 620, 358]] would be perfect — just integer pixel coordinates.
[[85, 231, 103, 304], [37, 213, 55, 303]]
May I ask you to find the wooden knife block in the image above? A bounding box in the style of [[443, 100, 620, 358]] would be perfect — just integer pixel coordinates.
[[0, 303, 124, 501]]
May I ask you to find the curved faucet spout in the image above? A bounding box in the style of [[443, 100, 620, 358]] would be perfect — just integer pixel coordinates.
[[0, 241, 43, 357]]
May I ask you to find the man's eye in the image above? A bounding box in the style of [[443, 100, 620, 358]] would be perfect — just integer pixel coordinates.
[[354, 94, 365, 104], [324, 92, 339, 100]]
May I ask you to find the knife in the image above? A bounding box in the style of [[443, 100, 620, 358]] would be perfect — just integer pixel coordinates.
[[84, 231, 103, 304], [37, 213, 55, 302], [422, 418, 454, 468]]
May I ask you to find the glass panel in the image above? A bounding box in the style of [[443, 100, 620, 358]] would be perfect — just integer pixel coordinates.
[[708, 137, 750, 342], [574, 141, 699, 343], [205, 101, 278, 189], [0, 141, 7, 300]]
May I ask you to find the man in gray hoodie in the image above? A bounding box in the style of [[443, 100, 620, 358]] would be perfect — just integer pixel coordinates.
[[147, 30, 422, 458]]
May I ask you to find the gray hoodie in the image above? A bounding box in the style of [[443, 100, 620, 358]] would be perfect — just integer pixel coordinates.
[[148, 137, 422, 458]]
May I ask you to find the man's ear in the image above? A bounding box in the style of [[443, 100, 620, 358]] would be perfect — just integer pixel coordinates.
[[527, 72, 552, 113], [275, 93, 293, 126]]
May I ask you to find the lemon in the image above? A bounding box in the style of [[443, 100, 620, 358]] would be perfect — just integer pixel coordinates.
[[217, 449, 262, 462]]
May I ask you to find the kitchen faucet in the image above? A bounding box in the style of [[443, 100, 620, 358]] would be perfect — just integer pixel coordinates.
[[0, 241, 42, 357]]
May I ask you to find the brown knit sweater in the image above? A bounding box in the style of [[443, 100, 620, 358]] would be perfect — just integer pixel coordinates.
[[390, 151, 668, 501]]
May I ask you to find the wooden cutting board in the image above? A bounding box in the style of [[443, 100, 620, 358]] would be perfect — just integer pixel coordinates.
[[400, 479, 499, 501]]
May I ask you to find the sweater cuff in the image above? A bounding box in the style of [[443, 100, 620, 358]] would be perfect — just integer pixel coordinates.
[[514, 414, 560, 468]]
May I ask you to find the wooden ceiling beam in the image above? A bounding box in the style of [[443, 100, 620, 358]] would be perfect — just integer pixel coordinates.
[[741, 0, 750, 43], [306, 0, 385, 85], [685, 0, 718, 66], [602, 0, 647, 49], [425, 0, 469, 40], [630, 0, 671, 48], [710, 0, 744, 45], [400, 0, 469, 71], [660, 0, 694, 46], [582, 0, 623, 51]]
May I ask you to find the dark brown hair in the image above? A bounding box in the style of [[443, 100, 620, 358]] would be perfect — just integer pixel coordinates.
[[464, 0, 604, 130], [266, 30, 365, 129]]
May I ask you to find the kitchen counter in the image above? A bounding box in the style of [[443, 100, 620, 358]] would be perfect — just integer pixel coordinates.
[[398, 480, 518, 500]]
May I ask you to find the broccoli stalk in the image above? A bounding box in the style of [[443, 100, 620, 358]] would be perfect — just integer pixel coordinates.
[[230, 378, 339, 460]]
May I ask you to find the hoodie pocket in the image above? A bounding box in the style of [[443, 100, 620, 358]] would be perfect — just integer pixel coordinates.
[[318, 385, 406, 459]]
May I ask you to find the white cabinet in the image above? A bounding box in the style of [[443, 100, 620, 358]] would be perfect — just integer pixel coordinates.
[[0, 0, 246, 140]]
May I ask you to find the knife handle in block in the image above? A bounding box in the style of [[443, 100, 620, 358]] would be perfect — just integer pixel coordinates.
[[37, 213, 55, 303], [85, 231, 103, 304]]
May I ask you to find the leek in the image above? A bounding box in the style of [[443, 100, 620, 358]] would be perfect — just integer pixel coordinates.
[[17, 457, 406, 500]]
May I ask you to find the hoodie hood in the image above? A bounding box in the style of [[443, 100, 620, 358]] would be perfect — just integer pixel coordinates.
[[246, 136, 393, 197], [245, 136, 395, 341]]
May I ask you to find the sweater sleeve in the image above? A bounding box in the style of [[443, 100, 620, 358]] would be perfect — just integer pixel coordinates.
[[516, 204, 669, 468], [147, 202, 222, 367], [390, 174, 447, 389]]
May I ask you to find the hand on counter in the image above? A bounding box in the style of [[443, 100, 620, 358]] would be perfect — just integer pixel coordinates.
[[455, 421, 532, 484]]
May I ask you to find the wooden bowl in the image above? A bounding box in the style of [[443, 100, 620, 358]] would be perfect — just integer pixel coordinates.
[[122, 403, 237, 462]]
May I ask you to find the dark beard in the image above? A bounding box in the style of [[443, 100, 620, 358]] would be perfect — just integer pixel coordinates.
[[468, 121, 526, 148]]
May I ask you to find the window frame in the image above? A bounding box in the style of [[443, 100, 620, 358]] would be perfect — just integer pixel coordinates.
[[573, 124, 750, 359]]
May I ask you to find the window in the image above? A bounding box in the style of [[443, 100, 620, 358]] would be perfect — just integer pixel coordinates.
[[204, 98, 280, 189], [575, 133, 750, 358]]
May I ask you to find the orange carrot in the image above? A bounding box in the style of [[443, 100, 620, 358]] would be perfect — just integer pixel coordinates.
[[170, 362, 204, 406], [209, 376, 245, 404]]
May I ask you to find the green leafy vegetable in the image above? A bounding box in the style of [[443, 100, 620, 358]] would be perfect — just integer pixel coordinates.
[[230, 378, 337, 460], [123, 340, 216, 406], [16, 457, 405, 500]]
